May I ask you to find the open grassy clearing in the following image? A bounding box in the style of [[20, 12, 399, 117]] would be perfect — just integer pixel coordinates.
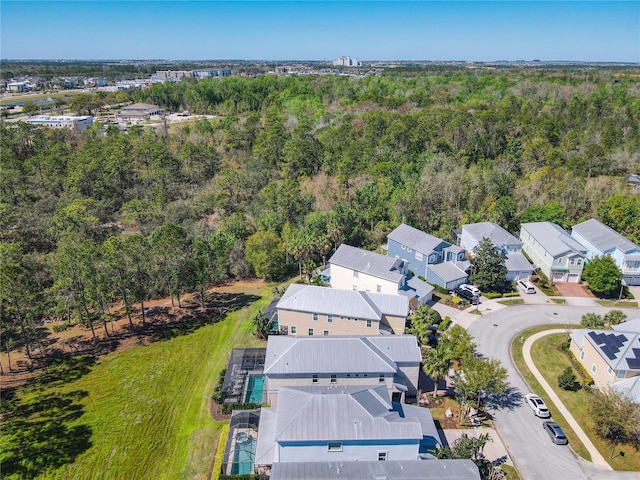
[[1, 282, 276, 480], [0, 90, 87, 105], [510, 325, 592, 462], [530, 334, 640, 471]]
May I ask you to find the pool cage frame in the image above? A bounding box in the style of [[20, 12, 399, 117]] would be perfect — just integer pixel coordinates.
[[221, 409, 261, 476], [222, 348, 266, 403]]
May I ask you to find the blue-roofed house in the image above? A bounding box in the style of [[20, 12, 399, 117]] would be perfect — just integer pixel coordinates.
[[254, 385, 441, 475], [520, 222, 588, 283], [386, 224, 471, 290], [571, 218, 640, 286], [328, 244, 434, 307], [570, 318, 640, 403], [461, 222, 534, 282]]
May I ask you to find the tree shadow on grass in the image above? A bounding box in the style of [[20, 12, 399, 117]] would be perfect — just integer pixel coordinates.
[[1, 388, 92, 478]]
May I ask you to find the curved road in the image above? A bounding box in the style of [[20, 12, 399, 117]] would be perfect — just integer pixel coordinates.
[[465, 304, 639, 480]]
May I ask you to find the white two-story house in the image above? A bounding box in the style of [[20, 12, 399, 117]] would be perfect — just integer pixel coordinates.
[[328, 244, 434, 307], [520, 222, 587, 283], [571, 218, 640, 286], [461, 222, 534, 282]]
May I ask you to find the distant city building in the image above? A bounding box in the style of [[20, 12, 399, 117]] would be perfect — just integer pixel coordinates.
[[155, 70, 194, 79], [7, 81, 30, 93], [193, 68, 232, 79], [333, 56, 362, 67], [25, 115, 94, 132]]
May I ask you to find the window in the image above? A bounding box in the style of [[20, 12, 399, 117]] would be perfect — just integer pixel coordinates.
[[401, 244, 406, 250], [353, 271, 359, 277], [312, 374, 318, 383], [617, 370, 627, 378], [366, 320, 372, 328], [415, 252, 423, 261], [591, 364, 597, 374], [328, 442, 342, 452], [577, 259, 582, 265], [353, 285, 358, 291], [407, 247, 412, 253], [580, 350, 585, 360], [607, 367, 613, 375], [378, 451, 388, 461], [324, 330, 329, 336], [290, 326, 297, 334], [330, 374, 337, 384], [376, 285, 382, 293], [313, 313, 318, 321], [378, 374, 385, 383], [570, 258, 575, 265], [308, 328, 314, 336], [327, 314, 333, 323]]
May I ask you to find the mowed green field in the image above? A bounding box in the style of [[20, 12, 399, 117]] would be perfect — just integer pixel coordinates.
[[1, 284, 272, 480]]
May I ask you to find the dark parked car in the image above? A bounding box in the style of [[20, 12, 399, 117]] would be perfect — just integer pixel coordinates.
[[543, 421, 568, 445]]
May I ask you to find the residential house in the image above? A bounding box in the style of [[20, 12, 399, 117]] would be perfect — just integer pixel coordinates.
[[570, 318, 640, 403], [461, 222, 534, 281], [520, 222, 587, 283], [7, 81, 30, 92], [571, 218, 640, 286], [386, 224, 471, 290], [269, 460, 481, 480], [262, 335, 422, 405], [276, 284, 408, 336], [254, 385, 440, 475], [328, 244, 434, 307], [116, 102, 162, 123]]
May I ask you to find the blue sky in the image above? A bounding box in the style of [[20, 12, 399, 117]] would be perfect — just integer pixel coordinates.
[[1, 1, 638, 61]]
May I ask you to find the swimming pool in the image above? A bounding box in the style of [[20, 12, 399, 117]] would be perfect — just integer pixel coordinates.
[[245, 375, 265, 404], [230, 435, 256, 475]]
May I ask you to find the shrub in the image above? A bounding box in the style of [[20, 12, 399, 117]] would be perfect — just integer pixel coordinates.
[[212, 369, 226, 404], [221, 402, 259, 414], [212, 424, 229, 477], [502, 292, 521, 298], [418, 275, 426, 281], [558, 367, 578, 390], [438, 317, 451, 331], [52, 322, 72, 333], [483, 292, 502, 299], [581, 313, 605, 329], [433, 284, 450, 295], [451, 296, 461, 305], [604, 309, 627, 325], [565, 350, 595, 387]]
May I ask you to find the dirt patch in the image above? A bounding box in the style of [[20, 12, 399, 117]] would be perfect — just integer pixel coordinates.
[[0, 280, 265, 387], [554, 282, 594, 298]]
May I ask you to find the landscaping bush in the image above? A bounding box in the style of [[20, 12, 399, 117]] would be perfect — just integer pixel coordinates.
[[433, 284, 450, 295], [212, 369, 226, 404], [418, 275, 426, 281], [451, 296, 461, 305], [221, 402, 259, 414], [558, 366, 578, 391], [438, 317, 451, 331], [565, 350, 595, 387], [502, 292, 521, 298], [212, 424, 229, 477], [219, 475, 258, 480], [483, 292, 502, 299]]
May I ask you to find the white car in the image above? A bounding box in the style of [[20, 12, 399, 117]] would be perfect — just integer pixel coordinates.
[[525, 393, 550, 418]]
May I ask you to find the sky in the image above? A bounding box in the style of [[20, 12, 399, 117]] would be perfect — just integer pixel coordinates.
[[1, 1, 638, 62]]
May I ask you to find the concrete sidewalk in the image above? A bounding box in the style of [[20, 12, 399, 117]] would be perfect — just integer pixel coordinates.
[[523, 329, 612, 469]]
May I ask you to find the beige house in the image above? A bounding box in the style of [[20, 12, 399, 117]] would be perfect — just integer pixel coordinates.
[[262, 335, 422, 406], [570, 319, 640, 402], [116, 102, 162, 123], [327, 244, 433, 307], [276, 284, 408, 336]]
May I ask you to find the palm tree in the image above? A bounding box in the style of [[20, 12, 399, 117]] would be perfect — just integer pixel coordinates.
[[422, 344, 452, 396]]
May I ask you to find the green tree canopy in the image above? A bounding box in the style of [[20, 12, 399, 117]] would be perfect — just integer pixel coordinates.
[[469, 237, 508, 293], [245, 230, 285, 280], [583, 255, 622, 296], [406, 305, 442, 346]]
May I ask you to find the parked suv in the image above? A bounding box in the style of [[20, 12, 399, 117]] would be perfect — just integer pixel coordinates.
[[457, 284, 480, 302], [543, 421, 568, 445]]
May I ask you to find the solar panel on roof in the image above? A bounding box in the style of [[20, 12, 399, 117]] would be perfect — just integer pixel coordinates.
[[627, 359, 640, 370], [632, 348, 640, 360], [600, 346, 617, 361]]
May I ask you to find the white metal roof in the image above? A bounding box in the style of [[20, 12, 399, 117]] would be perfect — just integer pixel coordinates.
[[329, 244, 404, 283], [428, 262, 469, 283], [463, 222, 522, 249], [504, 252, 534, 273], [521, 222, 587, 257], [388, 223, 449, 254], [572, 218, 640, 255]]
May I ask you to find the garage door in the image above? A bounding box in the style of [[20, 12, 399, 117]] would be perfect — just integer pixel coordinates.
[[567, 273, 580, 283], [552, 272, 565, 282]]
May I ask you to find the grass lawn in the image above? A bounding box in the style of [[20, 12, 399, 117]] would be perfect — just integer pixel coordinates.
[[550, 298, 567, 304], [595, 300, 639, 308], [497, 299, 524, 306], [0, 91, 87, 106], [513, 327, 640, 470], [0, 282, 276, 480]]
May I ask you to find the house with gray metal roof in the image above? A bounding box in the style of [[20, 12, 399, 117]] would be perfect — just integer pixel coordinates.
[[570, 318, 640, 402], [254, 385, 440, 475], [571, 218, 640, 286], [276, 284, 408, 336], [461, 222, 534, 281], [386, 224, 471, 290], [520, 222, 587, 283], [269, 459, 481, 480], [328, 244, 434, 306], [263, 335, 421, 406]]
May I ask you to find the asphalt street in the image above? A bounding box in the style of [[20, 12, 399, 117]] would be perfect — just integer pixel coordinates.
[[466, 304, 640, 480]]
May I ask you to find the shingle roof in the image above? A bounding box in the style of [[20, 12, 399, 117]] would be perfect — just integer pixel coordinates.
[[388, 224, 449, 254], [329, 244, 404, 283], [277, 284, 407, 320], [521, 222, 587, 257], [270, 460, 481, 480], [463, 222, 521, 249], [263, 335, 420, 375], [572, 218, 640, 255], [428, 262, 469, 283]]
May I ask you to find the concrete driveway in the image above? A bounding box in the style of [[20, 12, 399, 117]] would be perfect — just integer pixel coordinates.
[[467, 305, 640, 480], [554, 282, 594, 298]]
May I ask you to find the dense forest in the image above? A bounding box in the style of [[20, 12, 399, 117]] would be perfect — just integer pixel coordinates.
[[2, 67, 639, 356]]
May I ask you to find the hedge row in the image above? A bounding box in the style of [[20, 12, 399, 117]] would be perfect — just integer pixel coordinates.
[[221, 402, 259, 414]]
